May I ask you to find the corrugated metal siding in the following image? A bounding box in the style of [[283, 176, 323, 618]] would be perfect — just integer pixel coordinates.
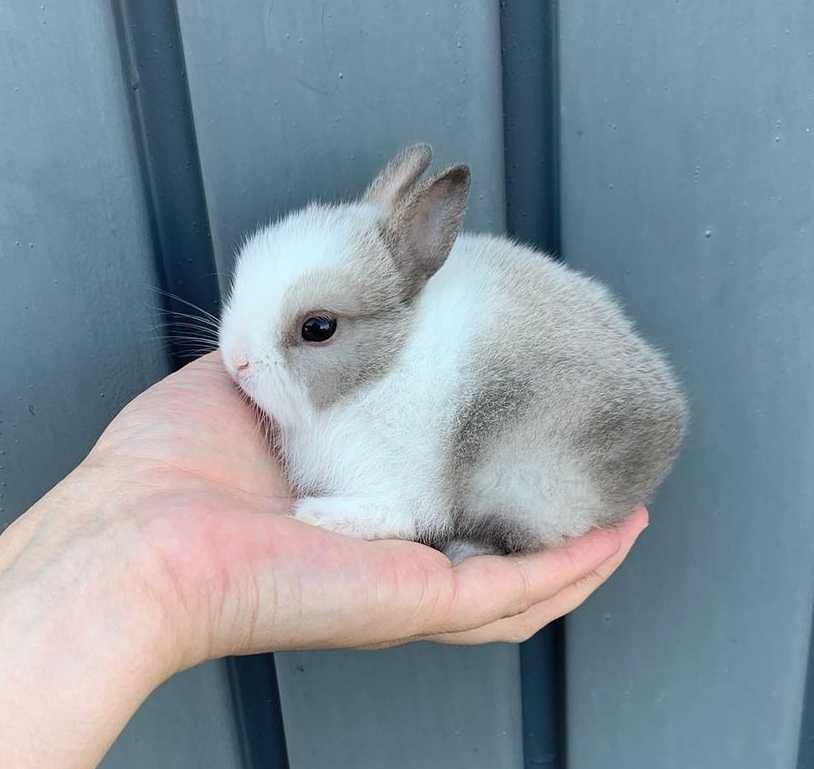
[[558, 4, 814, 768], [0, 4, 244, 769], [2, 2, 812, 768]]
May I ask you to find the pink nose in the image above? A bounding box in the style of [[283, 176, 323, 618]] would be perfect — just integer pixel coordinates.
[[231, 355, 250, 375]]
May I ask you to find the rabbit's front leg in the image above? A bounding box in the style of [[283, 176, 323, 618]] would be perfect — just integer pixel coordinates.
[[292, 496, 418, 541]]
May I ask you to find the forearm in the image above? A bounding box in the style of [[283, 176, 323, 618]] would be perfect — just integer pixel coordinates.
[[0, 469, 175, 769]]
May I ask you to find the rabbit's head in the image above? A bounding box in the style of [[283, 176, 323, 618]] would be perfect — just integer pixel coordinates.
[[219, 144, 470, 425]]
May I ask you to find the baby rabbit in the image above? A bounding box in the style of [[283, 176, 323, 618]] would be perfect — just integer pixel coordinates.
[[219, 144, 687, 554]]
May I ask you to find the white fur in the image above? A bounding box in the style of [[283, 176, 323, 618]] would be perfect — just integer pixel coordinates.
[[285, 235, 494, 539], [220, 203, 380, 424], [221, 221, 497, 539]]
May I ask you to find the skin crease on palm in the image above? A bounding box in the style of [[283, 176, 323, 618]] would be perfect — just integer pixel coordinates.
[[0, 351, 647, 769]]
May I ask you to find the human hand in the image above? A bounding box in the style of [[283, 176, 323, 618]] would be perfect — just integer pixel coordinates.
[[9, 351, 648, 662], [0, 353, 647, 769], [81, 352, 648, 658]]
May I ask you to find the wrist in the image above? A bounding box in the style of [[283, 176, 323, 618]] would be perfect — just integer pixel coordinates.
[[0, 463, 190, 768], [1, 461, 185, 687]]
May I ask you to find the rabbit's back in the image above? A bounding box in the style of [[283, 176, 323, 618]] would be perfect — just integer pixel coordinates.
[[441, 235, 687, 550], [280, 232, 686, 552]]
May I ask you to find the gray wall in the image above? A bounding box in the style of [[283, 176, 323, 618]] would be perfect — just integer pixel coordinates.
[[2, 2, 812, 768], [560, 3, 814, 768], [0, 4, 243, 769]]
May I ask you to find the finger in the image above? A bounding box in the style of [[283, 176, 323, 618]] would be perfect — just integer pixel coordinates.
[[354, 638, 418, 651], [422, 507, 648, 636], [427, 508, 647, 645], [359, 510, 646, 649]]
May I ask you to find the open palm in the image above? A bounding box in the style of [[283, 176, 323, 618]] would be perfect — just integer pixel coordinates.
[[87, 352, 647, 665]]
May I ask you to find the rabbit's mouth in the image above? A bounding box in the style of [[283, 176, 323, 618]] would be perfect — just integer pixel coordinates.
[[236, 358, 312, 430]]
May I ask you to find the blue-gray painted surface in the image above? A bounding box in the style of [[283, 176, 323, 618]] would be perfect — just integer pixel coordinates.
[[3, 1, 812, 768], [0, 4, 244, 768], [277, 644, 523, 769], [500, 4, 567, 767], [799, 636, 814, 769], [501, 0, 560, 253], [176, 0, 507, 281], [558, 3, 814, 768]]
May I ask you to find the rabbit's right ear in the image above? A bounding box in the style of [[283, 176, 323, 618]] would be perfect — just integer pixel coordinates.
[[364, 144, 433, 213], [385, 164, 470, 297]]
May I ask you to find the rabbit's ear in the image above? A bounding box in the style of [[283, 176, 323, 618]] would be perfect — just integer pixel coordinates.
[[386, 164, 470, 295], [364, 144, 432, 212]]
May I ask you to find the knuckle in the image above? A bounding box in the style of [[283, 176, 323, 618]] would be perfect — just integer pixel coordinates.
[[508, 561, 534, 617], [415, 562, 458, 633], [504, 623, 539, 644], [575, 567, 610, 592], [556, 580, 603, 619], [500, 611, 551, 644]]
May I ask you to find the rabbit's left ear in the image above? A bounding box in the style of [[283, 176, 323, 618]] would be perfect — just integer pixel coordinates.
[[385, 164, 471, 295], [364, 143, 433, 213]]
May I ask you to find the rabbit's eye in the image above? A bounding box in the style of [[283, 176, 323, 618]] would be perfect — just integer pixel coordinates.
[[301, 315, 337, 343]]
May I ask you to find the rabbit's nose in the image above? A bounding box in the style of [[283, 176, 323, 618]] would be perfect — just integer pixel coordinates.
[[226, 349, 250, 377]]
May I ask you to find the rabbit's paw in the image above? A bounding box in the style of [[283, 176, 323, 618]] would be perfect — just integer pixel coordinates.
[[292, 496, 415, 540]]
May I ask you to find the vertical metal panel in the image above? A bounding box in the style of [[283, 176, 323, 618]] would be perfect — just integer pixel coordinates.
[[102, 669, 242, 769], [7, 2, 811, 767], [800, 637, 814, 769], [176, 0, 506, 279], [225, 653, 289, 769], [112, 0, 222, 342], [516, 632, 565, 769], [278, 644, 523, 769], [500, 4, 566, 768], [558, 2, 814, 768], [175, 2, 522, 767], [0, 2, 167, 517], [0, 4, 243, 768], [501, 0, 560, 253], [112, 3, 290, 765]]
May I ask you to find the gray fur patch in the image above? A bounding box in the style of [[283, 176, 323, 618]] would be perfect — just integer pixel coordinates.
[[422, 511, 542, 556], [279, 162, 470, 410], [442, 367, 540, 552], [280, 229, 415, 409], [454, 514, 544, 555], [296, 307, 412, 409], [579, 363, 688, 516], [435, 237, 687, 552], [451, 372, 530, 469]]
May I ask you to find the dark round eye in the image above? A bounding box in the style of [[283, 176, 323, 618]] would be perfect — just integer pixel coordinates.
[[301, 315, 337, 343]]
